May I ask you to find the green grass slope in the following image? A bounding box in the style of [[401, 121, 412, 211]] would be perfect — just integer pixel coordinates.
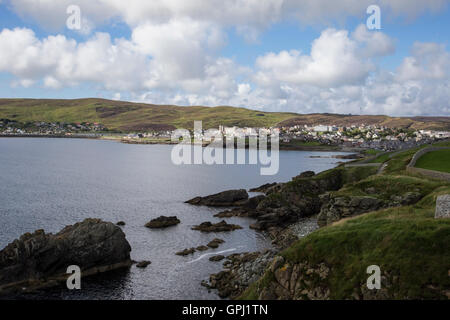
[[278, 189, 450, 299], [0, 98, 297, 131], [415, 149, 450, 173]]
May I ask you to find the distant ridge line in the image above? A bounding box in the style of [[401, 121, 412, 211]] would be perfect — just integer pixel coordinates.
[[0, 98, 448, 131]]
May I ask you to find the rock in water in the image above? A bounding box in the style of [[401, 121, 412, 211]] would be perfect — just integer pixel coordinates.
[[175, 248, 196, 256], [192, 220, 243, 232], [145, 216, 181, 228], [209, 255, 225, 262], [136, 261, 151, 268], [185, 189, 249, 206], [0, 218, 132, 294], [207, 238, 225, 248]]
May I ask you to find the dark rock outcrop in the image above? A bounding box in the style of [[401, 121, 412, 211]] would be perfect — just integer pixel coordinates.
[[192, 220, 242, 232], [214, 195, 265, 218], [318, 196, 385, 227], [204, 250, 275, 298], [295, 171, 315, 178], [214, 208, 244, 218], [248, 169, 346, 231], [0, 218, 132, 294], [255, 257, 332, 300], [185, 189, 249, 206], [116, 221, 126, 226], [145, 216, 180, 229], [249, 183, 277, 193], [251, 183, 284, 195], [250, 257, 428, 300], [242, 195, 266, 209], [317, 192, 423, 227]]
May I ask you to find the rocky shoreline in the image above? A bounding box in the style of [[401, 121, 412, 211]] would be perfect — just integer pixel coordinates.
[[189, 159, 426, 299], [185, 168, 353, 298], [201, 250, 276, 298], [197, 215, 321, 299], [0, 219, 133, 295]]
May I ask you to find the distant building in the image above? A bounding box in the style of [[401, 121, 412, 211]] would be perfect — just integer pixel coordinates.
[[313, 125, 328, 132]]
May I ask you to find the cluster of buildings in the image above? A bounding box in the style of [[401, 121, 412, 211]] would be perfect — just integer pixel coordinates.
[[121, 123, 450, 151], [279, 124, 450, 150], [123, 131, 173, 140], [0, 119, 106, 136], [2, 118, 449, 151], [167, 123, 449, 151]]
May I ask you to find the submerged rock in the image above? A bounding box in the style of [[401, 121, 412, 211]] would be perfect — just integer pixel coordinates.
[[214, 209, 240, 218], [185, 189, 249, 206], [207, 238, 225, 248], [192, 220, 242, 232], [176, 248, 196, 256], [145, 216, 180, 229], [136, 261, 151, 268], [209, 255, 225, 262], [0, 218, 132, 294]]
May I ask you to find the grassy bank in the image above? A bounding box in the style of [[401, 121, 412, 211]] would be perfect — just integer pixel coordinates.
[[415, 149, 450, 173], [278, 187, 450, 299], [240, 145, 450, 300]]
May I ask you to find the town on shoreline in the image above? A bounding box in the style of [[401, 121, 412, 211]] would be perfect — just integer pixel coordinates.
[[1, 118, 449, 152]]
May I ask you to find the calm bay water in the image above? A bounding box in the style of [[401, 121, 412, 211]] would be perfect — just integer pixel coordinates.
[[0, 138, 351, 300]]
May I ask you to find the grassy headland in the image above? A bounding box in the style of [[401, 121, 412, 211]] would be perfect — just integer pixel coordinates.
[[240, 144, 450, 300]]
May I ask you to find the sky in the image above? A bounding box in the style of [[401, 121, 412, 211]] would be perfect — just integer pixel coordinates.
[[0, 0, 449, 116]]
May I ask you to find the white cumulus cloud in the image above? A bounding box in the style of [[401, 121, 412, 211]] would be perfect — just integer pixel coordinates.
[[254, 26, 393, 88]]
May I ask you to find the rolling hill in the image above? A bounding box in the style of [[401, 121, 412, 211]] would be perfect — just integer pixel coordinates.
[[0, 98, 449, 131]]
